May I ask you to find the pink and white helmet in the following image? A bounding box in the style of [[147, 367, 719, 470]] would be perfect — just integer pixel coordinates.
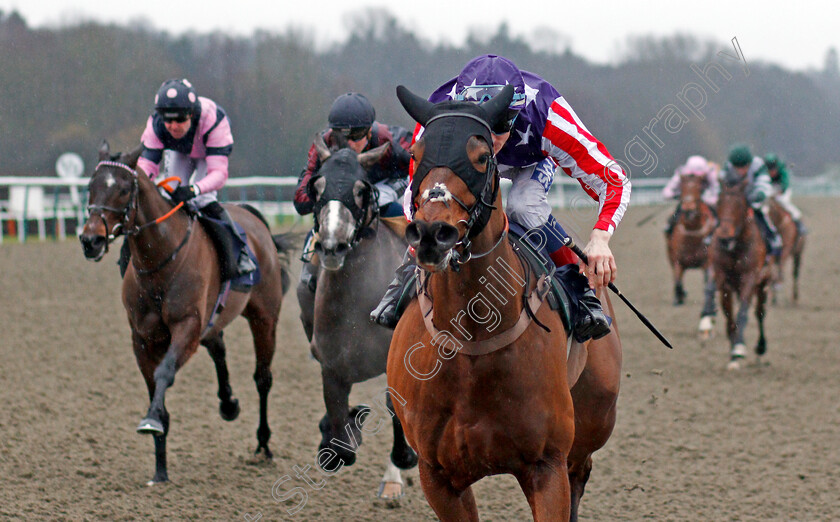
[[682, 155, 710, 176]]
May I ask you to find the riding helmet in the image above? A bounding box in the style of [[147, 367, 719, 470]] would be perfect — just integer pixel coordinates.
[[455, 54, 527, 111], [154, 78, 199, 118], [328, 93, 376, 135], [728, 144, 753, 168], [763, 153, 779, 169]]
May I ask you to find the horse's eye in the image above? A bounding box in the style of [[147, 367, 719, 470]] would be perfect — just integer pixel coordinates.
[[120, 188, 130, 197], [478, 154, 490, 165]]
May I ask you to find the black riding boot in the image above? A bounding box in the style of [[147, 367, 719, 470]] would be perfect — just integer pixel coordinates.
[[370, 250, 417, 329], [203, 202, 256, 277], [300, 261, 317, 293], [755, 209, 782, 258], [557, 265, 611, 343]]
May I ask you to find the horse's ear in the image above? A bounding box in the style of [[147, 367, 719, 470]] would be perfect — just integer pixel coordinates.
[[308, 175, 326, 202], [358, 141, 390, 170], [353, 179, 373, 210], [396, 85, 434, 126], [121, 143, 144, 168], [98, 140, 110, 161], [482, 84, 514, 129], [314, 133, 331, 162]]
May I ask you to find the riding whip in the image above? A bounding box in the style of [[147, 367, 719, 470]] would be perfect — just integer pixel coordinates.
[[563, 237, 673, 349]]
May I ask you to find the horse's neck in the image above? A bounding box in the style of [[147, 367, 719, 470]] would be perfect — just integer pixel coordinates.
[[428, 224, 525, 338], [129, 175, 190, 258]]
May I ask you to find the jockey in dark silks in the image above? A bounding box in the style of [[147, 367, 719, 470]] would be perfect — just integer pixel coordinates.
[[371, 54, 632, 343], [293, 92, 412, 293], [763, 153, 807, 237], [120, 78, 256, 285], [721, 144, 783, 258]]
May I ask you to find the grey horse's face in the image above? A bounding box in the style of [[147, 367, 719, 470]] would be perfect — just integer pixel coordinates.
[[312, 176, 371, 271]]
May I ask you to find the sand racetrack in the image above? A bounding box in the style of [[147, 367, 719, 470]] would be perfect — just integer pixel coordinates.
[[1, 196, 838, 521]]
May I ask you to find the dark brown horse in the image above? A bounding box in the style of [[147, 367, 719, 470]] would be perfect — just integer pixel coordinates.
[[665, 174, 718, 338], [387, 86, 621, 521], [709, 177, 772, 370], [79, 142, 291, 484], [768, 199, 805, 304]]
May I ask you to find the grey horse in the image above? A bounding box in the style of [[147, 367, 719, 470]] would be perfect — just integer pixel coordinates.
[[297, 135, 417, 498]]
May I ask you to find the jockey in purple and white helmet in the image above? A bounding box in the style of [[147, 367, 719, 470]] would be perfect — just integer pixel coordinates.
[[407, 54, 630, 289]]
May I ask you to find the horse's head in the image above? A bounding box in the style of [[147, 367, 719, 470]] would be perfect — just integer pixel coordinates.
[[307, 134, 388, 270], [714, 175, 750, 251], [79, 140, 143, 261], [396, 84, 512, 272], [678, 173, 705, 217]]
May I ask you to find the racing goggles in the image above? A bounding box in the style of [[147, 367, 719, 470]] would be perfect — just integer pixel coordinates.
[[333, 126, 370, 141], [159, 111, 191, 124], [457, 84, 526, 134]]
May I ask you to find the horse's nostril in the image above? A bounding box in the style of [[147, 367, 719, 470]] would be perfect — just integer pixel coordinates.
[[405, 223, 422, 247], [434, 224, 459, 249]]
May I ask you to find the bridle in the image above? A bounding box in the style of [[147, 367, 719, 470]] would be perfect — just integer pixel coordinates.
[[87, 160, 191, 273], [413, 142, 503, 269]]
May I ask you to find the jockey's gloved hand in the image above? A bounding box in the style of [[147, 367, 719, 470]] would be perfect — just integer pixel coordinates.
[[171, 184, 199, 203]]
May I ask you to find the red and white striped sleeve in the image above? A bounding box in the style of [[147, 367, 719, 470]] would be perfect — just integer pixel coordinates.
[[541, 96, 630, 235]]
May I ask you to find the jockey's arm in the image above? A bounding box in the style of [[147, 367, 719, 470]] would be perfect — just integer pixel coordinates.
[[540, 97, 630, 288], [194, 155, 229, 194]]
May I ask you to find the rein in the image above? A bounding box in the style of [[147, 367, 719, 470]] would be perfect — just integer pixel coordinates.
[[88, 160, 190, 274]]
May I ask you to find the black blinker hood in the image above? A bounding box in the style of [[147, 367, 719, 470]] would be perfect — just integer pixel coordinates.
[[396, 85, 513, 238]]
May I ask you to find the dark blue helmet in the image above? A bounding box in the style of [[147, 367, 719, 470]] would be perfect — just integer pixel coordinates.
[[328, 93, 375, 138], [154, 78, 198, 119]]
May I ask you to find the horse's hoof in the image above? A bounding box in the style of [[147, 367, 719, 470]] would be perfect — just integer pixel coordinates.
[[377, 480, 405, 500], [726, 360, 741, 371], [254, 445, 273, 460], [731, 343, 747, 358], [698, 316, 714, 335], [146, 474, 169, 486], [137, 417, 165, 435], [219, 398, 240, 421]]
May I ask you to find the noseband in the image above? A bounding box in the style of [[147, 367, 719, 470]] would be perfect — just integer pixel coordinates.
[[87, 161, 191, 273]]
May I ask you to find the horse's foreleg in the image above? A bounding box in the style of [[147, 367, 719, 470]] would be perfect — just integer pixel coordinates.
[[134, 334, 171, 484], [418, 460, 479, 522], [247, 311, 277, 458], [699, 266, 717, 340], [517, 458, 571, 522], [673, 263, 686, 306], [388, 392, 418, 470], [378, 392, 418, 499], [568, 456, 592, 522], [318, 368, 359, 469], [755, 282, 768, 357], [202, 332, 240, 422], [792, 247, 803, 304]]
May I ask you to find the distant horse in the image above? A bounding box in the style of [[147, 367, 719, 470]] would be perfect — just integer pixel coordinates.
[[79, 141, 291, 484], [387, 86, 621, 521], [709, 177, 772, 370], [296, 135, 417, 499], [665, 174, 717, 338], [768, 198, 805, 304]]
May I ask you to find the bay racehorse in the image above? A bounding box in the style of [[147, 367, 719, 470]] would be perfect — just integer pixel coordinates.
[[296, 134, 417, 499], [665, 173, 718, 338], [768, 198, 805, 304], [79, 141, 292, 484], [709, 176, 772, 370], [386, 85, 621, 521]]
